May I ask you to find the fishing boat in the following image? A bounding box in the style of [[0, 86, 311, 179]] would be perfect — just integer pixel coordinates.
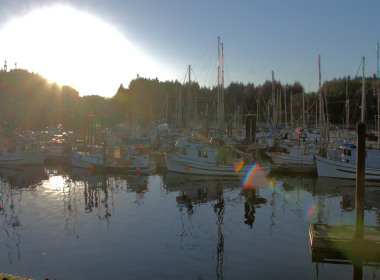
[[266, 143, 318, 172], [164, 136, 270, 176], [108, 145, 156, 173], [71, 145, 105, 169], [315, 144, 380, 181], [45, 134, 72, 162], [0, 133, 46, 165], [71, 144, 155, 173], [315, 56, 380, 180]]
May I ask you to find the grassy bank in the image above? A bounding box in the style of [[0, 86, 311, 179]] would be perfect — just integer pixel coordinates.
[[0, 273, 31, 280]]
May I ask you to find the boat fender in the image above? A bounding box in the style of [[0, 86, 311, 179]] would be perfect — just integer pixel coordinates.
[[184, 165, 189, 171], [136, 167, 141, 172]]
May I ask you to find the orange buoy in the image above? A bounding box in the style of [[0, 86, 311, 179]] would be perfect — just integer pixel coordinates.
[[136, 167, 141, 172], [89, 164, 94, 169], [184, 165, 189, 170]]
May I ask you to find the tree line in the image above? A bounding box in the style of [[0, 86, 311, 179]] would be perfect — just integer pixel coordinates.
[[0, 68, 378, 132]]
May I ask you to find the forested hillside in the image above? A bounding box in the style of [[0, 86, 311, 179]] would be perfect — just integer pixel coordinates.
[[0, 69, 378, 131]]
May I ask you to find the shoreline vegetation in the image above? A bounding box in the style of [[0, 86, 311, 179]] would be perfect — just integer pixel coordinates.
[[0, 273, 31, 280], [0, 68, 378, 131]]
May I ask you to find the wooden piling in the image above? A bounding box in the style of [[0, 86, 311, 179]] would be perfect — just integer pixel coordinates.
[[309, 122, 380, 265], [355, 122, 365, 239]]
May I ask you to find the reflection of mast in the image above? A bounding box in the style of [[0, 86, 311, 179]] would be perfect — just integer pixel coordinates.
[[213, 183, 224, 280], [0, 181, 23, 264], [126, 175, 148, 205], [269, 189, 276, 235], [63, 179, 79, 238], [83, 174, 111, 225], [242, 189, 267, 229]]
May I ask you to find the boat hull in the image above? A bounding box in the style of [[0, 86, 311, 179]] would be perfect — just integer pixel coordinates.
[[266, 151, 316, 172], [71, 152, 104, 169], [165, 153, 270, 176], [0, 150, 45, 165], [316, 155, 380, 181]]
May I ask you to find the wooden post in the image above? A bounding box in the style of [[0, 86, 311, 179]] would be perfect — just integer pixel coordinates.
[[355, 122, 366, 239]]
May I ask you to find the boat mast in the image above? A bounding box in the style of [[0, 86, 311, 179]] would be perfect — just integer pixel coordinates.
[[188, 64, 191, 129], [377, 42, 379, 149], [272, 71, 276, 128], [221, 41, 225, 139], [361, 56, 365, 123], [217, 36, 221, 137], [290, 91, 293, 128], [318, 54, 323, 151], [346, 76, 349, 130], [302, 91, 305, 127], [284, 86, 287, 128]]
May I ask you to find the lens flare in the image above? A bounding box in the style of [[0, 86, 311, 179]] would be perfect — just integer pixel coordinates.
[[242, 163, 270, 189], [233, 160, 244, 173], [302, 203, 318, 221]]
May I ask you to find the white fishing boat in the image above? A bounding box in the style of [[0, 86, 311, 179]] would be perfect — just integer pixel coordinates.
[[71, 144, 155, 173], [164, 136, 270, 176], [316, 144, 380, 181], [266, 143, 319, 172], [108, 145, 156, 173], [45, 134, 72, 162], [0, 134, 46, 165], [71, 145, 105, 169], [315, 56, 380, 180]]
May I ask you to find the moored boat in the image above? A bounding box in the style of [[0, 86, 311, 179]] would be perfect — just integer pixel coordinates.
[[316, 144, 380, 181], [164, 136, 270, 176]]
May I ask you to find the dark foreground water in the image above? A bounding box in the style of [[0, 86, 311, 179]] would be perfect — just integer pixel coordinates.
[[0, 164, 380, 280]]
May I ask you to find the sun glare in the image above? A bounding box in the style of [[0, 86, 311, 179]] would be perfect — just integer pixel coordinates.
[[0, 5, 159, 98]]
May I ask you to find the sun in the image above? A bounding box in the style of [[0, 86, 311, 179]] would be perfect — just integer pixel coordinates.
[[0, 5, 158, 98]]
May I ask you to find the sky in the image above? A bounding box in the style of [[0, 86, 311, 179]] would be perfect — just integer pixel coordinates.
[[0, 0, 379, 98]]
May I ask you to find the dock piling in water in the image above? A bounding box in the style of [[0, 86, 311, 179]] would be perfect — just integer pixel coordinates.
[[355, 122, 366, 239]]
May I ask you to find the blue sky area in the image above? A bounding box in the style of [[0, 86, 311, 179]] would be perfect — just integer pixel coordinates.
[[1, 0, 379, 97]]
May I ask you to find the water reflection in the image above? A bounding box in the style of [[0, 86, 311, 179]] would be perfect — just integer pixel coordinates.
[[163, 172, 270, 280], [0, 165, 48, 189], [0, 166, 50, 264], [0, 166, 379, 279], [242, 189, 267, 228]]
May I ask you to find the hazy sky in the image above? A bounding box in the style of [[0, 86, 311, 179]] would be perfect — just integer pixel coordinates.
[[1, 0, 379, 98]]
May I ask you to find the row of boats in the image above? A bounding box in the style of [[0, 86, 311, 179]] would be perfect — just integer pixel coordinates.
[[1, 126, 379, 181]]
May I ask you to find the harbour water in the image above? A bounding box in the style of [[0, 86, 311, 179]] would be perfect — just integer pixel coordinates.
[[1, 164, 380, 280]]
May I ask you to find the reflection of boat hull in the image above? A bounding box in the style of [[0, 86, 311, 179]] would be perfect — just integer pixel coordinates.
[[316, 155, 380, 181], [0, 165, 48, 188], [164, 171, 241, 188]]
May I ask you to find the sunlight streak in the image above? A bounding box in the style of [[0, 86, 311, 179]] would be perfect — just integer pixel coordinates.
[[0, 5, 162, 98]]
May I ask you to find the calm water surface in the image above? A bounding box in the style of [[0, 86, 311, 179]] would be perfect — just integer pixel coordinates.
[[1, 164, 380, 280]]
